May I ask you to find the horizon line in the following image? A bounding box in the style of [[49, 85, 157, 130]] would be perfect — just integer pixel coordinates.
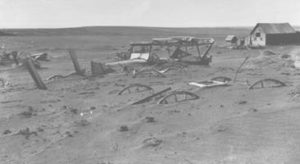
[[1, 24, 299, 30], [0, 25, 268, 30]]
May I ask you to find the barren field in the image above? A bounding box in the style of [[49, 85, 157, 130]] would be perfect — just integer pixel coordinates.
[[0, 27, 300, 164]]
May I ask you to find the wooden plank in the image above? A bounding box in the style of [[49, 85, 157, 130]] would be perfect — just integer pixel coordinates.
[[69, 50, 84, 75], [105, 59, 147, 66], [132, 87, 171, 105], [25, 58, 47, 90]]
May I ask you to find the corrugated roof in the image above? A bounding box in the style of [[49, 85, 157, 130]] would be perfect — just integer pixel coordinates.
[[250, 23, 296, 34]]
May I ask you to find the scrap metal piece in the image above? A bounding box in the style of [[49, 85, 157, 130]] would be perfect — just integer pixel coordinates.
[[189, 80, 229, 88], [133, 68, 166, 78], [157, 91, 199, 104], [155, 61, 187, 73], [118, 84, 154, 95], [31, 52, 49, 61], [47, 75, 65, 81], [47, 72, 77, 81], [249, 78, 286, 90], [132, 87, 172, 105]]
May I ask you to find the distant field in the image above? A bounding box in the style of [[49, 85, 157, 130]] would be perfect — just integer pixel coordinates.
[[0, 26, 252, 52], [1, 26, 251, 37]]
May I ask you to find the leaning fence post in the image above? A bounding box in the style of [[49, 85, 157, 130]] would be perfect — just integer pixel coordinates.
[[233, 56, 249, 82], [69, 49, 84, 75], [25, 57, 47, 90]]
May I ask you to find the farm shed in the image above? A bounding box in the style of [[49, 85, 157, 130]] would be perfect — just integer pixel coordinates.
[[249, 23, 300, 47], [225, 35, 238, 44]]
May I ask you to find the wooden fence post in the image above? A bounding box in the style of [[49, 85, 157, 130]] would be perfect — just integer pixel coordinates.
[[69, 49, 84, 75], [91, 61, 105, 77], [25, 58, 47, 90]]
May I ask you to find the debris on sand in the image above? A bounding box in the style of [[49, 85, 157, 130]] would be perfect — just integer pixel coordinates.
[[47, 74, 65, 81], [0, 51, 42, 68], [3, 129, 11, 135], [75, 119, 90, 127], [189, 76, 232, 89], [19, 106, 37, 118], [154, 61, 187, 73], [69, 107, 79, 114], [119, 125, 129, 132], [237, 100, 247, 105], [132, 68, 166, 78], [211, 76, 232, 83], [0, 77, 9, 87], [289, 85, 300, 100], [142, 137, 162, 148], [289, 48, 300, 69], [144, 116, 155, 123], [263, 50, 277, 56], [47, 72, 77, 81], [0, 51, 19, 66], [31, 52, 49, 61], [65, 131, 74, 137], [248, 108, 258, 112], [189, 80, 229, 89], [249, 78, 286, 90], [16, 128, 38, 139]]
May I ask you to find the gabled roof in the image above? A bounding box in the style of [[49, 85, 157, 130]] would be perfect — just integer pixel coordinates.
[[250, 23, 296, 34]]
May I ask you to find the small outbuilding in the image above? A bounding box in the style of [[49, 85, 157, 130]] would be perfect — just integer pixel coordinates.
[[249, 23, 300, 47], [225, 35, 238, 44]]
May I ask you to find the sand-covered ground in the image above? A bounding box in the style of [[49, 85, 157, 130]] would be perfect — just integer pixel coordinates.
[[0, 28, 300, 164]]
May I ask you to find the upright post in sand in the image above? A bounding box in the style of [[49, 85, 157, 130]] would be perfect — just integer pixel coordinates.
[[91, 61, 105, 77], [69, 49, 84, 75], [25, 57, 47, 90]]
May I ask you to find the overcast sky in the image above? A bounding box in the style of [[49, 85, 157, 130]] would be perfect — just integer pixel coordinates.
[[0, 0, 299, 28]]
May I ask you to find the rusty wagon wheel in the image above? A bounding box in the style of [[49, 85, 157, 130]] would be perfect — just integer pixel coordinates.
[[157, 91, 199, 104], [249, 78, 286, 90], [118, 83, 154, 95]]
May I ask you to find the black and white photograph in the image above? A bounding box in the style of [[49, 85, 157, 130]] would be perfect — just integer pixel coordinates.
[[0, 0, 300, 163]]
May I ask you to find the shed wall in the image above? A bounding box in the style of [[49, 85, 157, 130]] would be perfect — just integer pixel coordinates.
[[266, 33, 300, 45], [251, 26, 266, 47]]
